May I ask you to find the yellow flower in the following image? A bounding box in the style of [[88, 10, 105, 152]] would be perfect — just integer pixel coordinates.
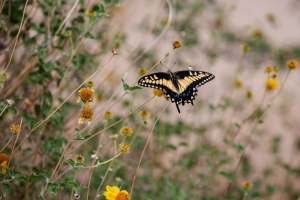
[[10, 124, 21, 133], [104, 111, 113, 119], [140, 110, 149, 118], [121, 126, 133, 136], [75, 154, 84, 163], [138, 68, 147, 76], [120, 143, 130, 153], [243, 181, 252, 190], [103, 185, 130, 200], [78, 107, 93, 124], [0, 72, 8, 82], [173, 40, 182, 49], [273, 66, 278, 72], [114, 40, 122, 49], [266, 78, 279, 90], [252, 29, 263, 38], [77, 88, 94, 107], [246, 90, 252, 99], [153, 89, 164, 97], [286, 59, 298, 69], [234, 77, 243, 88], [265, 66, 272, 73], [97, 92, 104, 101], [86, 81, 94, 87], [0, 153, 9, 174], [87, 9, 96, 17], [242, 44, 250, 52], [266, 13, 275, 22]]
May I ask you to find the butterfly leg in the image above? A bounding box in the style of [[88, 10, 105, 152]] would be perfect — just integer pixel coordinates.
[[175, 102, 181, 113]]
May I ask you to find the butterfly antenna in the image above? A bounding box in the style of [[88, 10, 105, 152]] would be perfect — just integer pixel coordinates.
[[160, 61, 171, 71], [170, 62, 176, 70]]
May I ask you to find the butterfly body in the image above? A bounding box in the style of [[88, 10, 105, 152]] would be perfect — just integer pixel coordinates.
[[138, 70, 215, 113]]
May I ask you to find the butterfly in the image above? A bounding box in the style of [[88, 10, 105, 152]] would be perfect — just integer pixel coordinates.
[[138, 69, 215, 113]]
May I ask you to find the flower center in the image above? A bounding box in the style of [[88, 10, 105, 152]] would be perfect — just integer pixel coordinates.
[[116, 192, 130, 200]]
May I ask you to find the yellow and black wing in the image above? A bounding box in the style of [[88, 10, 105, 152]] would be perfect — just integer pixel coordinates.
[[138, 70, 215, 113]]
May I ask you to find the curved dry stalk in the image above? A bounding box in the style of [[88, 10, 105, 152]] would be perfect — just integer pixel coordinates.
[[4, 0, 29, 73], [130, 101, 169, 197]]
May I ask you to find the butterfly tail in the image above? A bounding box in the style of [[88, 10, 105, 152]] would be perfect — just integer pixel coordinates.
[[175, 103, 181, 113]]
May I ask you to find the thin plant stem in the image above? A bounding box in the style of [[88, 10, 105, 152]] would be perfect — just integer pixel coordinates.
[[3, 0, 29, 73], [130, 102, 169, 197]]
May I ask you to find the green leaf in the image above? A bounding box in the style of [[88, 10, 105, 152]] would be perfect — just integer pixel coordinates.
[[84, 134, 92, 139], [122, 79, 142, 92], [67, 181, 79, 189], [47, 183, 59, 195], [1, 183, 10, 197], [78, 186, 89, 192], [44, 62, 55, 72], [38, 195, 44, 200], [234, 143, 244, 153], [219, 171, 233, 180], [30, 173, 47, 181], [44, 171, 52, 178], [234, 123, 240, 128], [166, 143, 177, 150], [258, 119, 263, 124], [67, 159, 75, 167], [179, 142, 188, 147], [104, 0, 111, 4], [84, 32, 95, 39], [0, 22, 7, 31], [98, 4, 105, 14], [14, 173, 29, 180], [6, 167, 14, 178], [34, 104, 41, 115], [75, 162, 85, 167]]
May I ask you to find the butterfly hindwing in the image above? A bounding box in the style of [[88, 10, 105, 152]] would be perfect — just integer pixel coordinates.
[[138, 70, 215, 113]]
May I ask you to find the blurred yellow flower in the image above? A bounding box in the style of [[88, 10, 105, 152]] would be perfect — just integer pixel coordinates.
[[75, 154, 84, 163], [138, 68, 147, 76], [153, 89, 164, 97], [243, 181, 252, 190], [246, 90, 252, 99], [286, 59, 298, 69], [140, 110, 149, 118], [77, 88, 94, 107], [265, 66, 272, 73], [104, 111, 113, 119], [121, 126, 133, 136], [235, 78, 243, 88], [103, 185, 130, 200], [0, 153, 9, 174], [78, 107, 93, 125], [10, 124, 21, 133], [173, 40, 182, 49], [242, 44, 250, 52], [120, 143, 130, 153], [266, 78, 279, 90], [87, 9, 96, 17]]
